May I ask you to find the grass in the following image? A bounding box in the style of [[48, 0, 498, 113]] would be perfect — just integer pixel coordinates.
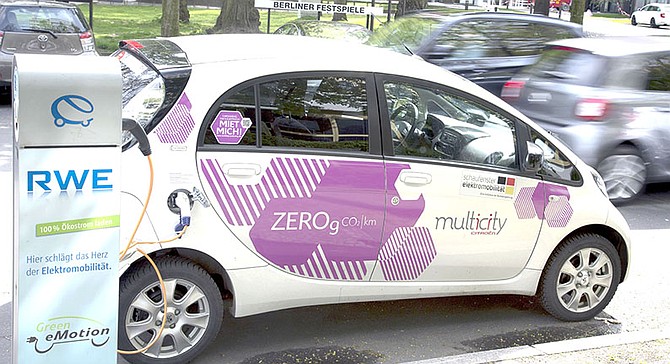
[[79, 3, 472, 55]]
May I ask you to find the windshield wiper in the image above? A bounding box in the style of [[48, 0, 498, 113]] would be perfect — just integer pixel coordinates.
[[20, 28, 58, 39]]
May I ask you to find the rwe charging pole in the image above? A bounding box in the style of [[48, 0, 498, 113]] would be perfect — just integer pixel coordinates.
[[12, 54, 121, 364]]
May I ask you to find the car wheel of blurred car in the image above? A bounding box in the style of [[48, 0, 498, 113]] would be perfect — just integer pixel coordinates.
[[539, 234, 621, 322], [118, 256, 223, 364], [650, 18, 658, 28], [631, 16, 637, 26], [597, 146, 646, 205]]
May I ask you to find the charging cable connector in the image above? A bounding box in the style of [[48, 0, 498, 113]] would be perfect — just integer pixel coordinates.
[[175, 191, 191, 232]]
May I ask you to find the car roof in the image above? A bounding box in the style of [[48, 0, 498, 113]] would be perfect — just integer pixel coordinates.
[[408, 10, 583, 29], [168, 34, 434, 72], [547, 36, 670, 57]]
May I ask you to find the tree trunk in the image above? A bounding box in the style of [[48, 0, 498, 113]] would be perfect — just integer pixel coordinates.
[[533, 0, 550, 15], [161, 0, 179, 37], [569, 0, 585, 24], [395, 0, 427, 18], [179, 0, 190, 23], [208, 0, 261, 34], [332, 0, 348, 21]]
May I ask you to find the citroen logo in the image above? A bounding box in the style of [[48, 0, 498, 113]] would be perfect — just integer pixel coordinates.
[[37, 34, 48, 42]]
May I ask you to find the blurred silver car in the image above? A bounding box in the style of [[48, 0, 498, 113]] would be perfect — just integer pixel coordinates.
[[0, 0, 97, 89], [502, 36, 670, 204]]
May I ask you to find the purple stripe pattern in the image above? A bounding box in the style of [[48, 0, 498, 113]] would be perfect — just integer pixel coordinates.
[[514, 182, 573, 227], [379, 227, 436, 281], [199, 157, 329, 226], [154, 93, 195, 144], [283, 244, 367, 280], [199, 158, 431, 281]]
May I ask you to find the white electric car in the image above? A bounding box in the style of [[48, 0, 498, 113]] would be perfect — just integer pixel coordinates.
[[115, 34, 632, 364]]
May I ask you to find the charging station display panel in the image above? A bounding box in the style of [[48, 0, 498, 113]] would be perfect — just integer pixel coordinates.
[[17, 148, 120, 362]]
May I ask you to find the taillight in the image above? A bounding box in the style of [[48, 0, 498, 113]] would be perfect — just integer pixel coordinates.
[[661, 12, 666, 18], [79, 31, 95, 52], [501, 80, 526, 101], [575, 98, 609, 120], [0, 31, 4, 46]]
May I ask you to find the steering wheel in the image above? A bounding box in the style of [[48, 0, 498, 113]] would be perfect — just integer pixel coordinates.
[[390, 100, 420, 147]]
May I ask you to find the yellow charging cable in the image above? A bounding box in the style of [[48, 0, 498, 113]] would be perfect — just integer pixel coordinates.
[[119, 155, 155, 260], [117, 154, 189, 355]]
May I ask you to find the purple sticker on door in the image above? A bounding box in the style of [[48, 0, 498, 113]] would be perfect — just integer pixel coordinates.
[[210, 110, 252, 144]]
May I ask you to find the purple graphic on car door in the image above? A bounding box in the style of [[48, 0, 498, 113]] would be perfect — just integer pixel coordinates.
[[514, 182, 573, 227], [199, 157, 435, 280]]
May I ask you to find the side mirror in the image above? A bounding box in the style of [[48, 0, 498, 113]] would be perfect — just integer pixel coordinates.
[[524, 141, 544, 172]]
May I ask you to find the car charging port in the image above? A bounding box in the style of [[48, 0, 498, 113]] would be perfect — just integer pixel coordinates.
[[167, 189, 194, 233]]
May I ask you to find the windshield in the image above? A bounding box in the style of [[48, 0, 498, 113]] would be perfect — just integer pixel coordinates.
[[366, 16, 440, 55], [0, 6, 89, 33]]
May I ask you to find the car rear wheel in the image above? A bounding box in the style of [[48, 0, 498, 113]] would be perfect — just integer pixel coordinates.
[[118, 256, 223, 364], [597, 146, 646, 205], [631, 16, 637, 25], [539, 234, 621, 322], [650, 18, 658, 28]]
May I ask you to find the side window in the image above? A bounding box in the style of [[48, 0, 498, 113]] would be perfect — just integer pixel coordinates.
[[435, 21, 506, 59], [530, 129, 581, 182], [645, 55, 670, 92], [384, 81, 518, 169], [203, 75, 369, 152]]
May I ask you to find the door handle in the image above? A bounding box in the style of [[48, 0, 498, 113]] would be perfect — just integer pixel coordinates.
[[399, 171, 432, 185], [222, 163, 261, 177]]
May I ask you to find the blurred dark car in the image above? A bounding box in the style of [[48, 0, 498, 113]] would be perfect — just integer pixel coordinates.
[[366, 11, 583, 95], [274, 19, 371, 43], [0, 0, 97, 89], [501, 36, 670, 204]]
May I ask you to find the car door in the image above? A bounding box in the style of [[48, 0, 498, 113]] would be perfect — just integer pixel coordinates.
[[371, 75, 548, 282], [196, 72, 389, 281]]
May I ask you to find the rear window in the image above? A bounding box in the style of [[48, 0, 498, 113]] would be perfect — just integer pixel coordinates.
[[0, 6, 89, 33], [523, 47, 606, 86], [524, 47, 647, 89]]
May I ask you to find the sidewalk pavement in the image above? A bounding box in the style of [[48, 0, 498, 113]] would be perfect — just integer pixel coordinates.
[[404, 329, 670, 364]]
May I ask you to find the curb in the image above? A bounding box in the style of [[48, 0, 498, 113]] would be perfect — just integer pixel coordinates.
[[401, 329, 670, 364]]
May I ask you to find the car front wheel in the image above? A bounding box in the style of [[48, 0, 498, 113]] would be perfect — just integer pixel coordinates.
[[631, 15, 637, 25], [539, 234, 621, 322], [118, 256, 223, 364], [597, 146, 646, 205]]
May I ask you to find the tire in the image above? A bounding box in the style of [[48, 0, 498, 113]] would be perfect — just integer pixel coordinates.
[[631, 16, 637, 26], [539, 234, 621, 322], [118, 256, 223, 364], [596, 146, 646, 205], [651, 18, 658, 28]]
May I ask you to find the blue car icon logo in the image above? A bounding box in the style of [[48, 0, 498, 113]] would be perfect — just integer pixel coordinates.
[[51, 95, 94, 127]]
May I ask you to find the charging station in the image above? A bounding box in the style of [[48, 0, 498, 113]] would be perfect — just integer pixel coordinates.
[[12, 54, 121, 364]]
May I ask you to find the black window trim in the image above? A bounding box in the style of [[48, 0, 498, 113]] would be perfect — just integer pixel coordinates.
[[196, 71, 382, 158]]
